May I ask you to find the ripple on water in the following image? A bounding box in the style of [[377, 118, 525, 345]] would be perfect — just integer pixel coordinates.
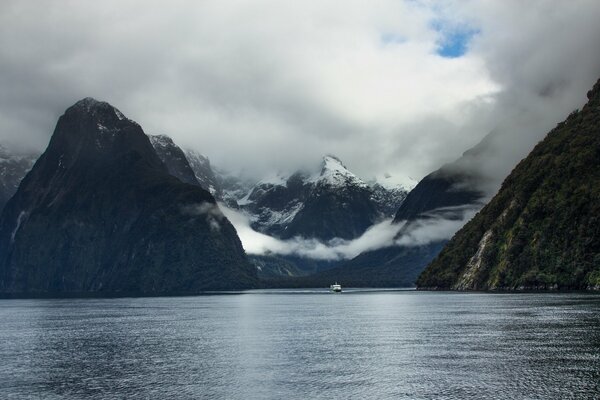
[[0, 292, 598, 399]]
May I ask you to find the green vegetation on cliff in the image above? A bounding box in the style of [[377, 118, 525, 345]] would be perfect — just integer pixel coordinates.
[[417, 79, 600, 290]]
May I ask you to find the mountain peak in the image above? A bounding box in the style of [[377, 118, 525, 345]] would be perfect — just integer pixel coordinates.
[[0, 101, 257, 294], [67, 97, 128, 122], [310, 154, 367, 188], [322, 154, 344, 166], [320, 154, 348, 173]]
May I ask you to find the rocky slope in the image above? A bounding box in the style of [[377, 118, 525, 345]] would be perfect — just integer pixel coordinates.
[[313, 145, 487, 287], [418, 79, 600, 291], [0, 98, 257, 295], [0, 145, 37, 212], [148, 134, 199, 186], [184, 149, 224, 199], [240, 155, 411, 241]]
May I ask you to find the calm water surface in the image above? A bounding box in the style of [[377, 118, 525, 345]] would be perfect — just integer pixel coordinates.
[[0, 290, 599, 399]]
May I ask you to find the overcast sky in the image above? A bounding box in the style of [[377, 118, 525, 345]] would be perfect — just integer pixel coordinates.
[[1, 0, 599, 186]]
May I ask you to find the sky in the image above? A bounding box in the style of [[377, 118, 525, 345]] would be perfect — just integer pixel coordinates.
[[1, 0, 600, 189]]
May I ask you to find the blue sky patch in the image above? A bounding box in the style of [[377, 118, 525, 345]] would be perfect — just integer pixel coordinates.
[[431, 20, 479, 58]]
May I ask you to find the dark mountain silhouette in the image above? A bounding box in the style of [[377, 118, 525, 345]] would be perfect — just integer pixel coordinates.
[[0, 98, 257, 296]]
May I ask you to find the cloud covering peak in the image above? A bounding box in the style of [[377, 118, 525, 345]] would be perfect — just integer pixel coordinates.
[[1, 0, 599, 186]]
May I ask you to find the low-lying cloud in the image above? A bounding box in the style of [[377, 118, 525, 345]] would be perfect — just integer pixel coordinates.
[[395, 206, 479, 247], [181, 202, 224, 232], [220, 202, 480, 260]]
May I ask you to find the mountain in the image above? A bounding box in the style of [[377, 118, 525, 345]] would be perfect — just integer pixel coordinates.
[[184, 149, 224, 199], [0, 145, 37, 212], [417, 79, 600, 291], [370, 182, 410, 218], [393, 165, 483, 223], [279, 156, 382, 241], [0, 98, 257, 295], [241, 155, 411, 241], [311, 145, 487, 287], [149, 138, 246, 208], [148, 134, 199, 186]]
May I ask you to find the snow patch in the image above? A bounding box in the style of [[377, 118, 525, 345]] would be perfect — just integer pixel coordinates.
[[374, 172, 418, 191], [258, 172, 289, 187], [114, 108, 125, 120], [258, 201, 304, 227], [308, 155, 368, 188]]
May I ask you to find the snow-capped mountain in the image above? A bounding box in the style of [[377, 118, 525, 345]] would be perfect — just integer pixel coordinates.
[[147, 134, 412, 242], [238, 155, 412, 241], [0, 145, 38, 212]]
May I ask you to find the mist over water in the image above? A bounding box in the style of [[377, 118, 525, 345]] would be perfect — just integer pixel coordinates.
[[1, 292, 598, 399]]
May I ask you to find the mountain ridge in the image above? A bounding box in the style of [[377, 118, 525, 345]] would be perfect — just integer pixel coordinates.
[[417, 78, 600, 291]]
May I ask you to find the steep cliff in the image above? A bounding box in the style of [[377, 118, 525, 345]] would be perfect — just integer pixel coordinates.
[[418, 79, 600, 290], [0, 98, 257, 295]]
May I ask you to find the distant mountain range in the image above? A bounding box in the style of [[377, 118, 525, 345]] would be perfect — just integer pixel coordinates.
[[0, 102, 490, 290], [417, 78, 600, 291], [2, 78, 597, 294], [236, 155, 412, 241], [150, 136, 414, 243], [275, 149, 487, 287]]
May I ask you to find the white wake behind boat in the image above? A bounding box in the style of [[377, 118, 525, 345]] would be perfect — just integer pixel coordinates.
[[330, 283, 342, 293]]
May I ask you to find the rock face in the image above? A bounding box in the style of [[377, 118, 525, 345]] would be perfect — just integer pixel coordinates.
[[370, 183, 409, 219], [184, 149, 224, 199], [320, 146, 487, 287], [418, 79, 600, 290], [0, 145, 37, 213], [0, 98, 257, 295], [148, 135, 199, 186]]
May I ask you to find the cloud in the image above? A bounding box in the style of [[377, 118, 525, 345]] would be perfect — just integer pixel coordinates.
[[220, 202, 478, 260], [0, 1, 598, 187], [395, 206, 479, 246], [181, 202, 224, 231]]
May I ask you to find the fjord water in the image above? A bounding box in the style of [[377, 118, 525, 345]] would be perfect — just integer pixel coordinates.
[[1, 291, 599, 399]]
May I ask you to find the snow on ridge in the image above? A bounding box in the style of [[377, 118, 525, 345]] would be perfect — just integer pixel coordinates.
[[148, 134, 174, 149], [257, 171, 289, 187], [184, 149, 210, 167], [114, 108, 125, 120], [309, 155, 367, 188], [374, 173, 418, 191], [254, 201, 305, 227], [237, 191, 253, 206]]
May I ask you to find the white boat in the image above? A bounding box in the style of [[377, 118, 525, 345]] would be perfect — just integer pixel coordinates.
[[330, 282, 342, 293]]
